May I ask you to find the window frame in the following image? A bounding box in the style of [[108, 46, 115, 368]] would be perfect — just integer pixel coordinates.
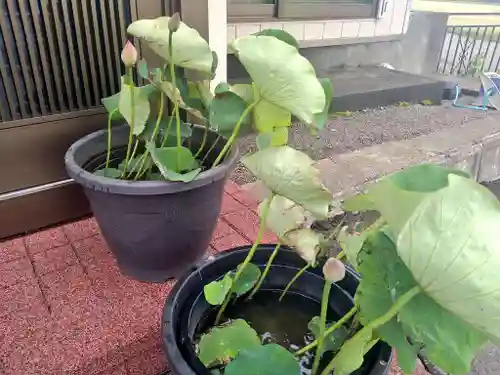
[[227, 0, 378, 21]]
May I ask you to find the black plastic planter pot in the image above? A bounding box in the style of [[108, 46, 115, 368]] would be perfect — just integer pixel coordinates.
[[65, 125, 238, 282], [162, 245, 392, 375]]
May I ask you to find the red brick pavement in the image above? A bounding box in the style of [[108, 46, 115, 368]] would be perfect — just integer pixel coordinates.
[[0, 180, 427, 375]]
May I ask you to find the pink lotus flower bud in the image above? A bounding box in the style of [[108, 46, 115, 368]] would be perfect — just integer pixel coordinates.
[[168, 13, 181, 33], [121, 41, 138, 67], [322, 257, 346, 283]]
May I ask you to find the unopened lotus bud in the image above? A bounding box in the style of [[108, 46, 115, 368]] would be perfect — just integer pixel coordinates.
[[121, 41, 138, 67], [322, 257, 346, 283], [168, 13, 181, 33]]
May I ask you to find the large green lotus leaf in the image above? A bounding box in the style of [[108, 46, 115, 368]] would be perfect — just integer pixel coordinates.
[[397, 174, 500, 342], [147, 144, 197, 173], [101, 93, 124, 120], [94, 168, 122, 178], [158, 81, 206, 120], [308, 316, 349, 353], [127, 17, 213, 72], [241, 147, 332, 218], [232, 263, 261, 296], [283, 228, 323, 266], [209, 90, 251, 135], [142, 117, 192, 143], [358, 230, 488, 374], [330, 327, 374, 375], [118, 80, 155, 135], [259, 195, 308, 239], [204, 274, 233, 306], [342, 193, 375, 212], [253, 99, 291, 133], [231, 35, 325, 124], [224, 344, 300, 375], [337, 226, 365, 269], [253, 29, 299, 49], [256, 128, 289, 150], [355, 231, 418, 374], [198, 319, 261, 367], [231, 84, 254, 103], [313, 78, 333, 130], [189, 81, 213, 108], [366, 164, 471, 235]]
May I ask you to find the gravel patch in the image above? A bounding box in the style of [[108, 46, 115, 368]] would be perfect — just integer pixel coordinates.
[[231, 102, 493, 185]]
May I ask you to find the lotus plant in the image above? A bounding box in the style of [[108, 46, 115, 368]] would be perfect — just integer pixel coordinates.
[[201, 162, 500, 375]]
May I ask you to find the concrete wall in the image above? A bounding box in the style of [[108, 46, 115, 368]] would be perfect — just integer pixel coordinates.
[[396, 11, 449, 74], [227, 0, 412, 46]]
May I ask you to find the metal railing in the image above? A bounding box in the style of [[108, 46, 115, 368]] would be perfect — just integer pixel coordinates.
[[436, 13, 500, 76]]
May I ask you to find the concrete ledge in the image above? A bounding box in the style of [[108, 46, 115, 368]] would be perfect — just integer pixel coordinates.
[[314, 114, 500, 201], [298, 35, 402, 49]]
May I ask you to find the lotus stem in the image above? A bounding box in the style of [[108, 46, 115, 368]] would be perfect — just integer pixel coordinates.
[[247, 242, 281, 300], [122, 67, 135, 177], [167, 33, 182, 170], [319, 286, 421, 375], [129, 89, 166, 179], [211, 100, 258, 168], [295, 306, 357, 356], [201, 135, 221, 165], [312, 280, 332, 375], [195, 121, 209, 158], [336, 250, 345, 261], [105, 109, 119, 170], [160, 110, 175, 147], [215, 194, 275, 325], [279, 263, 311, 302]]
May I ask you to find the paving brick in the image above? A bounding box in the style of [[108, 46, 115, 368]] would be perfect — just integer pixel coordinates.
[[213, 218, 238, 240], [0, 237, 27, 264], [57, 329, 125, 375], [62, 218, 100, 242], [0, 256, 35, 288], [96, 363, 128, 375], [39, 265, 111, 330], [0, 306, 51, 355], [72, 235, 114, 269], [0, 279, 47, 317], [223, 209, 260, 241], [25, 227, 68, 255], [221, 193, 246, 214], [232, 189, 259, 210], [224, 180, 240, 195], [31, 244, 78, 276], [211, 232, 251, 252], [126, 346, 168, 375]]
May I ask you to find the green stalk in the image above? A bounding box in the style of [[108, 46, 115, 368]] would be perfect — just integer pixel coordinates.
[[129, 91, 166, 179], [279, 263, 311, 302], [312, 281, 333, 375], [336, 250, 345, 261], [319, 286, 421, 375], [105, 109, 119, 170], [122, 66, 135, 177], [168, 32, 182, 169], [160, 112, 175, 147], [201, 135, 221, 165], [247, 242, 281, 300], [194, 122, 209, 158], [211, 101, 258, 168], [215, 194, 275, 325], [295, 306, 357, 356]]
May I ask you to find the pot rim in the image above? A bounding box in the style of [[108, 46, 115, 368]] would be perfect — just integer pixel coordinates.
[[163, 245, 392, 375], [64, 124, 239, 195]]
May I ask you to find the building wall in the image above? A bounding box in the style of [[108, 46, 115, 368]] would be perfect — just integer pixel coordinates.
[[227, 0, 411, 45]]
